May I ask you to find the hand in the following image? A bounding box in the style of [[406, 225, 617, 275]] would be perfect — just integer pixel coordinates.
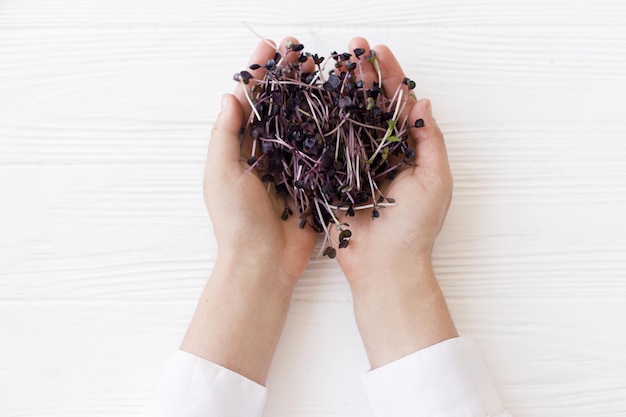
[[332, 38, 457, 368], [204, 37, 318, 288], [333, 38, 453, 285]]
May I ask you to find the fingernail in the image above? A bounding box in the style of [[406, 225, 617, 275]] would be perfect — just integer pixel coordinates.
[[220, 94, 228, 111]]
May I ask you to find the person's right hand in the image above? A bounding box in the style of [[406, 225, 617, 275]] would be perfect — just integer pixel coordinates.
[[332, 38, 457, 369], [333, 38, 453, 287]]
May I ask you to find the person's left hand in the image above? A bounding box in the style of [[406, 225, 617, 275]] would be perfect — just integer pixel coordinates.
[[203, 38, 318, 289]]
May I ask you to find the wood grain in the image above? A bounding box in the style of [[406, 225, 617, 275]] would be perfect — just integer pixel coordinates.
[[0, 0, 625, 27], [2, 1, 626, 416]]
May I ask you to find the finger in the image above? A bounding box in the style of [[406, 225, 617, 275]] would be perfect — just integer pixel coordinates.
[[233, 39, 279, 160], [298, 46, 315, 74], [408, 98, 450, 174], [234, 39, 278, 121], [206, 94, 245, 179], [373, 45, 406, 98], [235, 36, 309, 160], [277, 37, 315, 81], [234, 36, 308, 121], [373, 44, 417, 123], [348, 37, 377, 90], [278, 36, 303, 67]]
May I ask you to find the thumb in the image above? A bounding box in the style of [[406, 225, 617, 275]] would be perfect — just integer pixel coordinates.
[[206, 94, 245, 177], [409, 99, 450, 174]]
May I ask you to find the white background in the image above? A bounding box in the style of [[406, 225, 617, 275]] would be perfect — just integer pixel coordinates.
[[1, 1, 626, 416]]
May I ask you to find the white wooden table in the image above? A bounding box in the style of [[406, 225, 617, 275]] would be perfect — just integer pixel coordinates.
[[2, 1, 626, 416]]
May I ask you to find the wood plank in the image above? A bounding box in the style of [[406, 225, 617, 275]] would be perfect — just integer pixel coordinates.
[[0, 302, 192, 417], [2, 1, 626, 416], [0, 0, 624, 28], [2, 167, 625, 301], [2, 27, 625, 164], [1, 300, 625, 416], [2, 119, 626, 301]]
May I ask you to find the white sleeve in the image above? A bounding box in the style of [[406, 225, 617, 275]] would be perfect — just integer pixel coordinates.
[[361, 336, 512, 417], [141, 350, 267, 417]]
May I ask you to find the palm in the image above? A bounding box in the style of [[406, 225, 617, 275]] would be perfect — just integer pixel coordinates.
[[204, 38, 323, 285], [327, 38, 452, 282], [335, 165, 450, 279], [204, 128, 317, 285], [232, 159, 317, 278]]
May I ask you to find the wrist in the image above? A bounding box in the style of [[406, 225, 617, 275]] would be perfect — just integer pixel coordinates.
[[349, 260, 440, 316], [214, 249, 298, 295], [347, 259, 458, 369], [180, 253, 295, 385], [345, 252, 435, 295]]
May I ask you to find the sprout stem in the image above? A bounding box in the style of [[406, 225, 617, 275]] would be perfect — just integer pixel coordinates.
[[327, 202, 396, 210], [242, 21, 279, 53], [233, 41, 415, 255], [313, 198, 338, 245], [241, 83, 261, 121]]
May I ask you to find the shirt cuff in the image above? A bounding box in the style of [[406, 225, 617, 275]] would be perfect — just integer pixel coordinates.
[[142, 350, 267, 417], [361, 336, 509, 417]]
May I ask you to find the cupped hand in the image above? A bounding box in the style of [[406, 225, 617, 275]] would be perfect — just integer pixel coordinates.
[[203, 38, 317, 288], [333, 38, 453, 285]]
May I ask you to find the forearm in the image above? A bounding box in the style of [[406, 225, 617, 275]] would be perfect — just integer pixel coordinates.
[[349, 260, 458, 369], [180, 255, 294, 385]]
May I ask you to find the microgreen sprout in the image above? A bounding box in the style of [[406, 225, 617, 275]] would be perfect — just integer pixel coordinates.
[[233, 42, 420, 257]]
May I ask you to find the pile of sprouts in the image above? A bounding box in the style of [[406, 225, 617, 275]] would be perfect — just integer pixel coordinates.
[[234, 41, 423, 257]]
